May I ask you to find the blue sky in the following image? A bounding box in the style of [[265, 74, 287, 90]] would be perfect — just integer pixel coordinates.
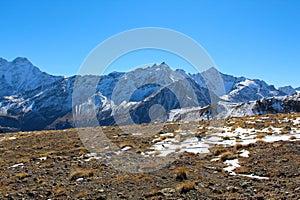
[[0, 0, 299, 87]]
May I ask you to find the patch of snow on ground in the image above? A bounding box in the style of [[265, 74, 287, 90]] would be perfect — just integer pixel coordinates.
[[211, 158, 220, 162], [293, 117, 300, 126], [223, 159, 240, 175], [76, 178, 84, 182], [38, 157, 47, 161], [84, 153, 102, 162], [121, 146, 132, 151], [264, 134, 299, 142], [159, 132, 174, 137], [238, 174, 269, 180], [204, 124, 300, 147], [9, 163, 24, 168], [239, 149, 250, 157], [131, 132, 143, 136], [148, 135, 209, 157]]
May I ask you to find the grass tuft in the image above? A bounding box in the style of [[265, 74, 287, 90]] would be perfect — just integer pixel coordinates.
[[212, 147, 228, 156], [255, 132, 267, 139], [175, 181, 195, 193], [14, 172, 28, 179], [220, 151, 237, 162], [174, 167, 188, 181], [69, 168, 94, 181]]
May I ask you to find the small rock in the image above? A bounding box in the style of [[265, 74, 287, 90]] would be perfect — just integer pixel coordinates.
[[210, 187, 222, 194], [27, 191, 36, 197], [255, 193, 264, 200], [96, 196, 106, 200], [283, 126, 292, 131], [76, 178, 84, 182], [226, 186, 239, 192], [98, 189, 105, 193], [160, 188, 175, 196], [273, 143, 281, 148], [46, 190, 52, 196], [241, 181, 252, 188]]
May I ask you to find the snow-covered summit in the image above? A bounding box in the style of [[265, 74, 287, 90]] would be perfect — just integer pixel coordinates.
[[0, 57, 62, 96]]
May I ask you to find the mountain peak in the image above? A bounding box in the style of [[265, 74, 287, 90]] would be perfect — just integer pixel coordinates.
[[202, 67, 220, 74], [158, 62, 173, 71], [0, 57, 61, 96], [12, 57, 32, 65], [147, 62, 172, 72], [0, 57, 8, 63]]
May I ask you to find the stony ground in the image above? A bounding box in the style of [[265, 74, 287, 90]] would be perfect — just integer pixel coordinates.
[[0, 113, 300, 199]]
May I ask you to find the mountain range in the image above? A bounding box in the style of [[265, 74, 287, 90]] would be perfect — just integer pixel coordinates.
[[0, 57, 299, 132]]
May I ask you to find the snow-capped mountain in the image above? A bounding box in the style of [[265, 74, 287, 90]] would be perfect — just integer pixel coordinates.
[[165, 93, 300, 122], [190, 68, 288, 102], [0, 58, 62, 96], [0, 57, 299, 132]]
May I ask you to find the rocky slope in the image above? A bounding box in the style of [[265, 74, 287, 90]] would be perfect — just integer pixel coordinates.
[[0, 113, 299, 199]]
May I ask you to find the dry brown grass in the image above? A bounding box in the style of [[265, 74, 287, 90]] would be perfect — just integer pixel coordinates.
[[69, 168, 94, 181], [175, 181, 196, 193], [211, 146, 228, 156], [235, 166, 249, 174], [145, 189, 162, 198], [254, 122, 266, 130], [196, 128, 208, 138], [134, 173, 153, 182], [222, 136, 231, 140], [160, 134, 174, 140], [235, 139, 243, 143], [120, 141, 135, 149], [255, 132, 267, 139], [256, 139, 267, 144], [13, 172, 28, 179], [53, 187, 68, 197], [110, 175, 130, 183], [163, 123, 180, 133], [280, 126, 291, 134], [135, 148, 142, 154], [78, 148, 88, 155], [289, 135, 297, 140], [74, 190, 88, 198], [220, 151, 237, 162], [234, 143, 243, 151], [174, 167, 188, 181]]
